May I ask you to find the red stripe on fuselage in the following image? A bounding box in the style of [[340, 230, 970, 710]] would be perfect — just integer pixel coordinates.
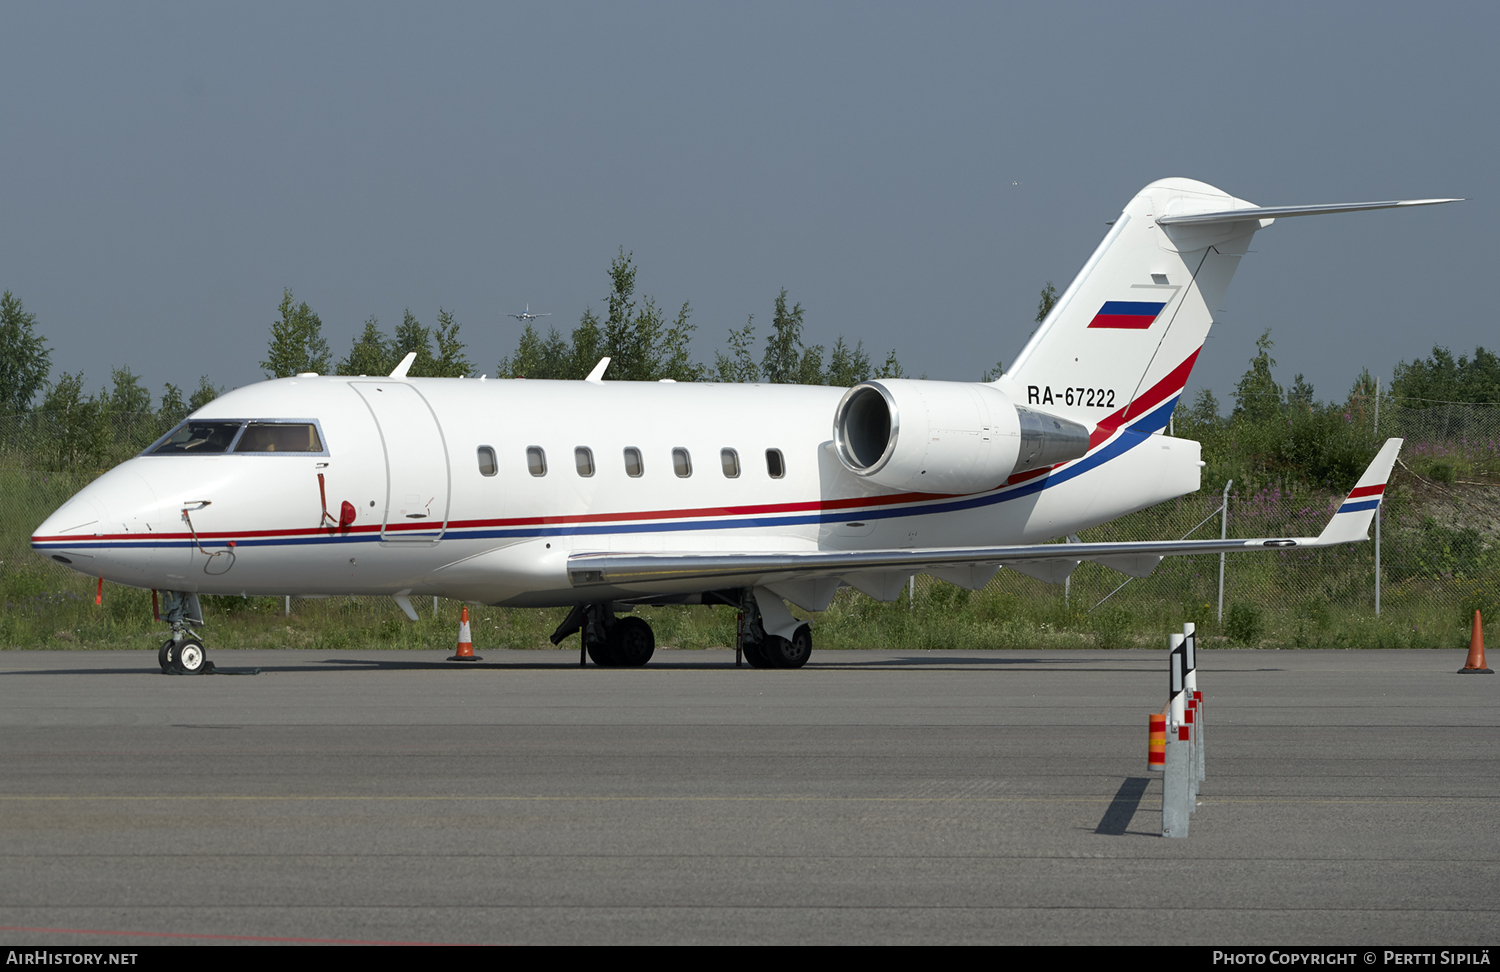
[[39, 356, 1207, 547], [32, 487, 969, 545], [1347, 484, 1385, 498]]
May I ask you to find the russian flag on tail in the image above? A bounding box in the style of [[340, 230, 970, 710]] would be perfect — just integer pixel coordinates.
[[1088, 301, 1166, 329]]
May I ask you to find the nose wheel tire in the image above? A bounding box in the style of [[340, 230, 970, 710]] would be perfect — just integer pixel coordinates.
[[170, 637, 208, 675], [158, 639, 175, 672]]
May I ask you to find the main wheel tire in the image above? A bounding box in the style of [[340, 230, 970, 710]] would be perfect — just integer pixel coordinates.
[[173, 637, 207, 675], [158, 639, 175, 672], [764, 624, 812, 669], [608, 616, 655, 667], [586, 638, 617, 667]]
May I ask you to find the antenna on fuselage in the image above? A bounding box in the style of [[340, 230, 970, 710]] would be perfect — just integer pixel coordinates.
[[389, 352, 417, 378], [584, 357, 610, 383]]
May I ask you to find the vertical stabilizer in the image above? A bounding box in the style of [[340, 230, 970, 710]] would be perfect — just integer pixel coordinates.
[[1001, 178, 1264, 440]]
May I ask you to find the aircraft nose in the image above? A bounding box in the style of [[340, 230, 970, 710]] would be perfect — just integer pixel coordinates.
[[31, 466, 166, 568], [32, 492, 108, 546]]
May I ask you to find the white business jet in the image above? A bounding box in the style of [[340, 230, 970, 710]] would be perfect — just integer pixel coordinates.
[[32, 179, 1458, 674]]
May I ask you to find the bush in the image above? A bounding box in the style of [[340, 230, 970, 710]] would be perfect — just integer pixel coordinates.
[[1225, 602, 1264, 644], [1091, 606, 1132, 649]]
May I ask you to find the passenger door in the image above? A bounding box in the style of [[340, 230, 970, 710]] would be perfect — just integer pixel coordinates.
[[350, 382, 451, 542]]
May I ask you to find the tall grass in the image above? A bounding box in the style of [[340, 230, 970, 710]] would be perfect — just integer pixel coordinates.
[[3, 463, 1492, 653]]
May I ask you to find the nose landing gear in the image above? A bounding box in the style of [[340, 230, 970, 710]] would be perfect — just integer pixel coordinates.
[[159, 635, 211, 674], [157, 591, 213, 675]]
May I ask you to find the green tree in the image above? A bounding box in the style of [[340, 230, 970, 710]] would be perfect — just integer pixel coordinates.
[[393, 310, 437, 376], [569, 307, 604, 379], [875, 349, 906, 380], [601, 250, 646, 379], [107, 366, 152, 414], [796, 343, 827, 385], [42, 372, 110, 470], [498, 323, 575, 379], [1233, 329, 1282, 424], [188, 375, 222, 411], [431, 307, 471, 377], [594, 250, 703, 381], [825, 336, 871, 387], [105, 366, 155, 452], [0, 291, 52, 414], [262, 289, 331, 378], [159, 383, 186, 416], [658, 302, 705, 382], [337, 316, 395, 376], [1391, 346, 1500, 405], [713, 319, 759, 383], [760, 289, 806, 384], [1036, 281, 1059, 323]]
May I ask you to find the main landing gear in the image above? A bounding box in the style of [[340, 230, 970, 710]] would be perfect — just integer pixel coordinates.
[[548, 590, 812, 670], [157, 591, 212, 675], [550, 602, 657, 668], [734, 589, 812, 670]]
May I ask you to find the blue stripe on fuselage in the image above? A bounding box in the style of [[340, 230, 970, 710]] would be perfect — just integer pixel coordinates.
[[37, 396, 1183, 550]]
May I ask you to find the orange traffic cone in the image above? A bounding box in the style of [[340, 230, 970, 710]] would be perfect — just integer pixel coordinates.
[[1458, 610, 1491, 674], [449, 606, 482, 661]]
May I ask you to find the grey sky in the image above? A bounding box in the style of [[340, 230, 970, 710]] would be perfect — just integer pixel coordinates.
[[1, 2, 1490, 409]]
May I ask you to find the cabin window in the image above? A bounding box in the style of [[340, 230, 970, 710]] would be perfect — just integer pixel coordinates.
[[575, 447, 595, 477], [766, 448, 785, 478], [148, 420, 244, 455], [477, 446, 497, 477], [624, 447, 644, 478], [527, 446, 547, 476], [720, 448, 740, 478], [672, 447, 692, 478]]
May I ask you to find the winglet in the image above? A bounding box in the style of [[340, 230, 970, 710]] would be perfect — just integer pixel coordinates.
[[389, 352, 418, 378], [1314, 438, 1403, 545], [585, 357, 611, 383]]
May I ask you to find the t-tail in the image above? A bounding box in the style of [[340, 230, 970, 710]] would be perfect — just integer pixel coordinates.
[[998, 178, 1460, 450]]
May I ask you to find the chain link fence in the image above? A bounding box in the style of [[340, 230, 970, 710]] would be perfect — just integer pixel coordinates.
[[2, 404, 1497, 648]]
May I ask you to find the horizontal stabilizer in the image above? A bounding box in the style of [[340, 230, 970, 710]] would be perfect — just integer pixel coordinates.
[[1157, 198, 1461, 226]]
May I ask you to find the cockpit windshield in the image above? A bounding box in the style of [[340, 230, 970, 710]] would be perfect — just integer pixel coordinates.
[[145, 420, 327, 456], [148, 421, 245, 455]]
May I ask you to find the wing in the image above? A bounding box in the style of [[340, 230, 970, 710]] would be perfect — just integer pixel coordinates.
[[566, 439, 1402, 607]]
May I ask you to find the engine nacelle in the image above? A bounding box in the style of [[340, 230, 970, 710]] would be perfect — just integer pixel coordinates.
[[831, 379, 1090, 494]]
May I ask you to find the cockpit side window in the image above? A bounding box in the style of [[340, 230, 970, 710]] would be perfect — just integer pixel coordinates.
[[147, 421, 245, 455], [233, 422, 324, 453]]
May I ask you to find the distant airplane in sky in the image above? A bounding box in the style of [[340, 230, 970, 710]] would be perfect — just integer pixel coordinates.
[[508, 304, 551, 323]]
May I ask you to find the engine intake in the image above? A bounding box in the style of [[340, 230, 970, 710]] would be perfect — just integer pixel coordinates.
[[832, 379, 1089, 494]]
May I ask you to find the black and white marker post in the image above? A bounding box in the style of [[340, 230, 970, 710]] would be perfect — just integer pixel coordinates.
[[1184, 622, 1206, 786], [1163, 633, 1193, 838]]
